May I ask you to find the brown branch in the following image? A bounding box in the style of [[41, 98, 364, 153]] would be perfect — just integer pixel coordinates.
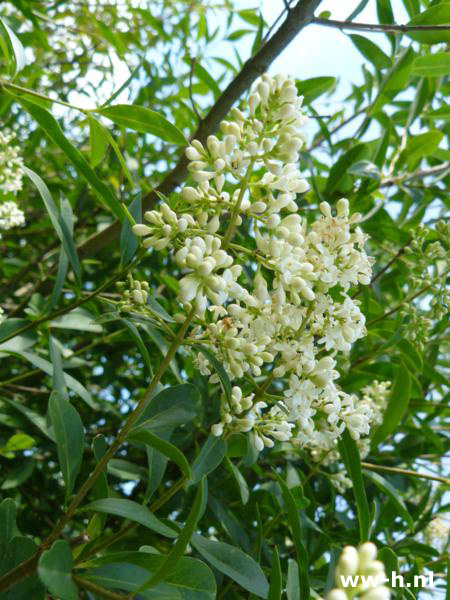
[[76, 0, 323, 258], [312, 17, 450, 34]]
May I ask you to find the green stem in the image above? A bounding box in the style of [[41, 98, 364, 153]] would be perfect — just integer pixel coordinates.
[[73, 576, 129, 599], [0, 79, 90, 112], [221, 158, 256, 250]]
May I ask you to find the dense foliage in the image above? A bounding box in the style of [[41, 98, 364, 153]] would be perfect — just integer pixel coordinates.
[[0, 1, 448, 599]]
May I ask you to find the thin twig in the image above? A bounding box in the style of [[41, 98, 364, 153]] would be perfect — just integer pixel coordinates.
[[312, 17, 450, 34], [361, 462, 450, 486], [189, 56, 201, 121]]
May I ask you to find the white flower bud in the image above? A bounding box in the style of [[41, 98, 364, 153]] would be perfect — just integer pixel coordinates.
[[249, 93, 260, 115], [132, 224, 152, 237], [182, 187, 201, 201]]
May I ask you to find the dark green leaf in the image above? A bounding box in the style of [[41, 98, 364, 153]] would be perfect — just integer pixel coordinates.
[[128, 428, 191, 480], [338, 429, 371, 541], [191, 434, 227, 484], [88, 115, 109, 168], [120, 194, 141, 265], [0, 17, 26, 78], [82, 498, 177, 538], [372, 362, 411, 445], [192, 533, 269, 598], [23, 167, 81, 284], [141, 477, 207, 590], [326, 143, 367, 193], [37, 540, 77, 600], [275, 474, 309, 599], [48, 391, 84, 498], [196, 344, 232, 404], [363, 470, 414, 530], [268, 546, 282, 600], [120, 319, 153, 377]]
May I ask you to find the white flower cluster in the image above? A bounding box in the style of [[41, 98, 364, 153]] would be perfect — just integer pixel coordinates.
[[325, 543, 390, 600], [0, 201, 25, 231], [132, 73, 375, 457], [0, 131, 24, 196], [424, 516, 450, 552], [0, 131, 25, 233]]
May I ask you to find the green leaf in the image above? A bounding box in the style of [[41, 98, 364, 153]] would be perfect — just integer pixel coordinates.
[[326, 143, 368, 194], [37, 540, 78, 600], [412, 53, 450, 77], [120, 194, 141, 266], [1, 458, 34, 490], [18, 351, 95, 408], [82, 554, 216, 599], [49, 198, 75, 309], [0, 17, 26, 78], [48, 391, 84, 498], [346, 0, 371, 21], [146, 294, 175, 322], [371, 47, 415, 113], [406, 4, 450, 45], [191, 434, 227, 484], [338, 429, 371, 541], [286, 559, 300, 600], [225, 457, 249, 504], [192, 533, 269, 598], [98, 104, 186, 145], [362, 470, 414, 530], [0, 498, 18, 563], [23, 167, 81, 284], [196, 344, 232, 404], [295, 77, 336, 104], [0, 536, 45, 599], [268, 546, 282, 600], [16, 99, 124, 221], [136, 383, 198, 432], [0, 433, 35, 456], [348, 160, 381, 180], [120, 319, 153, 377], [275, 474, 309, 599], [194, 62, 220, 99], [376, 0, 394, 25], [372, 362, 411, 445], [141, 477, 207, 591], [402, 130, 443, 168], [398, 338, 423, 372], [349, 35, 391, 70], [50, 308, 102, 333], [88, 115, 109, 168], [49, 335, 68, 399], [128, 428, 191, 480], [83, 498, 177, 538]]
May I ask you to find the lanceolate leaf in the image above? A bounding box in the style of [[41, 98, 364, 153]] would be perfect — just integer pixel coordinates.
[[191, 434, 227, 484], [127, 428, 191, 480], [0, 17, 26, 77], [362, 469, 414, 530], [191, 533, 269, 598], [98, 104, 186, 145], [372, 362, 411, 446], [338, 430, 371, 541], [83, 498, 177, 538], [48, 391, 84, 498], [275, 474, 310, 599], [141, 477, 207, 590], [22, 167, 81, 284], [268, 546, 282, 600], [196, 344, 232, 404], [15, 98, 125, 221]]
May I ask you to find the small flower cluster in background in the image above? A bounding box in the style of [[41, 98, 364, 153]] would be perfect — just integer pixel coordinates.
[[0, 131, 25, 234], [424, 515, 450, 553], [130, 73, 383, 472]]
